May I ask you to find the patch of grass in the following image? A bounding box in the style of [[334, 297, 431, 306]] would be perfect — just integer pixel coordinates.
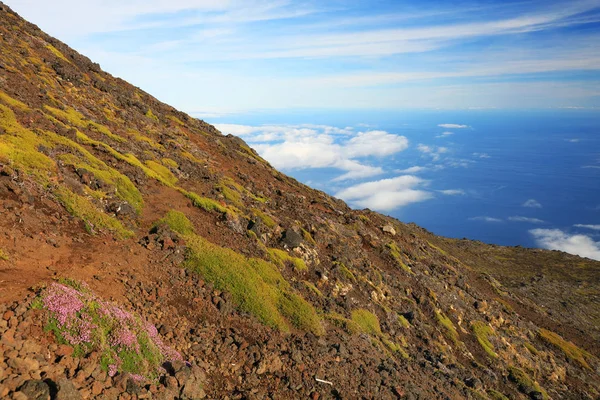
[[398, 315, 410, 328], [486, 390, 509, 400], [126, 129, 164, 150], [180, 151, 204, 164], [302, 281, 323, 297], [161, 212, 323, 335], [252, 208, 276, 228], [325, 312, 361, 335], [161, 158, 178, 169], [471, 321, 498, 358], [167, 115, 185, 126], [183, 190, 228, 214], [351, 309, 382, 336], [268, 248, 308, 272], [0, 90, 28, 110], [156, 210, 195, 235], [524, 342, 540, 356], [0, 249, 8, 261], [508, 367, 547, 398], [144, 160, 178, 186], [334, 262, 356, 282], [381, 337, 409, 359], [145, 109, 159, 123], [539, 328, 592, 369], [302, 229, 316, 246], [44, 106, 124, 143], [435, 310, 459, 344], [386, 242, 413, 274], [55, 186, 134, 239], [358, 215, 370, 223], [45, 44, 70, 63]]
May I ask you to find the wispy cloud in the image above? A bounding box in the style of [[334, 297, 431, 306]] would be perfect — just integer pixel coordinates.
[[335, 176, 433, 211], [395, 166, 427, 174], [417, 144, 448, 161], [523, 199, 542, 208], [469, 216, 503, 223], [509, 216, 545, 224], [436, 131, 454, 138], [574, 224, 600, 230], [438, 124, 469, 129], [439, 189, 465, 196], [530, 228, 600, 260]]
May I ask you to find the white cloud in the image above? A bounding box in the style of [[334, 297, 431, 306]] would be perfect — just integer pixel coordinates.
[[395, 166, 427, 174], [565, 138, 580, 143], [509, 216, 545, 223], [469, 216, 503, 223], [473, 152, 491, 159], [438, 124, 469, 129], [582, 165, 600, 169], [574, 224, 600, 230], [436, 131, 454, 138], [523, 199, 542, 208], [335, 176, 433, 211], [439, 189, 465, 196], [530, 229, 600, 261], [418, 144, 448, 161], [216, 123, 407, 181]]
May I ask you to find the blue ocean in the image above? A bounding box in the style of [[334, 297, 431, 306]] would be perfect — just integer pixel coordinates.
[[210, 109, 600, 249]]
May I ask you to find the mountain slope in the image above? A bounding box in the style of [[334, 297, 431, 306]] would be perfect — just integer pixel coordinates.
[[0, 3, 599, 399]]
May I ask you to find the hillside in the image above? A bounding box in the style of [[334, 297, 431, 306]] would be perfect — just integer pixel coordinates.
[[0, 3, 599, 399]]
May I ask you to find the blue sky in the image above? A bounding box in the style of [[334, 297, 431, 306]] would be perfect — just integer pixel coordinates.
[[8, 0, 600, 114]]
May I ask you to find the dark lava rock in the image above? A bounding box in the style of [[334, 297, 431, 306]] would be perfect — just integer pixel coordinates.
[[281, 229, 302, 249], [18, 379, 50, 400]]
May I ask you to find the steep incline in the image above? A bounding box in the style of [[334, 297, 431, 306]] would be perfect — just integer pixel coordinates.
[[0, 3, 599, 399]]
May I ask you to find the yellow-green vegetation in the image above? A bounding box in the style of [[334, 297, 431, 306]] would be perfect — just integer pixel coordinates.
[[144, 160, 178, 186], [216, 180, 244, 208], [45, 106, 125, 143], [386, 242, 413, 274], [398, 315, 410, 328], [160, 211, 323, 335], [358, 215, 370, 223], [180, 151, 204, 164], [55, 186, 133, 239], [252, 208, 276, 228], [155, 210, 195, 235], [351, 309, 382, 336], [126, 129, 164, 150], [183, 190, 228, 214], [45, 44, 70, 63], [471, 321, 498, 358], [539, 328, 592, 369], [302, 281, 323, 297], [0, 249, 8, 261], [167, 115, 185, 126], [381, 337, 409, 359], [0, 104, 56, 181], [435, 310, 459, 344], [325, 312, 361, 334], [508, 367, 547, 398], [145, 109, 159, 123], [0, 90, 28, 110], [268, 248, 308, 272], [161, 158, 178, 169], [486, 390, 509, 400], [335, 262, 357, 282], [302, 229, 316, 246], [524, 342, 540, 356]]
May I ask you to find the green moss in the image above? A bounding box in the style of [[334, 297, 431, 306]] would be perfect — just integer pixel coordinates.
[[167, 115, 185, 126], [0, 90, 28, 110], [44, 106, 125, 143], [351, 309, 382, 336], [539, 328, 591, 369], [435, 310, 459, 344], [471, 321, 498, 358], [268, 248, 308, 272], [45, 44, 70, 63], [160, 212, 323, 335], [524, 342, 540, 356], [55, 186, 133, 239], [145, 109, 160, 123], [180, 151, 204, 164], [325, 312, 361, 334], [127, 129, 164, 150], [156, 210, 195, 235], [183, 190, 228, 214], [335, 262, 357, 282], [144, 160, 178, 186], [386, 242, 413, 274], [508, 367, 547, 398], [302, 281, 323, 297], [0, 249, 8, 261], [358, 215, 370, 223], [302, 229, 316, 246], [486, 390, 509, 400], [398, 315, 410, 328], [161, 158, 178, 169], [252, 208, 276, 228]]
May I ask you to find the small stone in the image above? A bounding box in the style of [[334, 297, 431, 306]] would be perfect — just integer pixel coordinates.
[[2, 310, 14, 320], [55, 345, 74, 357], [91, 381, 104, 396], [55, 379, 82, 400]]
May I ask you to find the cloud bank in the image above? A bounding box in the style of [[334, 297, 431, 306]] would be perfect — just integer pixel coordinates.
[[523, 199, 542, 208], [530, 229, 600, 261]]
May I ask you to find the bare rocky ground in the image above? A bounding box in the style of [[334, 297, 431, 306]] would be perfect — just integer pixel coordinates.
[[0, 2, 599, 399]]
